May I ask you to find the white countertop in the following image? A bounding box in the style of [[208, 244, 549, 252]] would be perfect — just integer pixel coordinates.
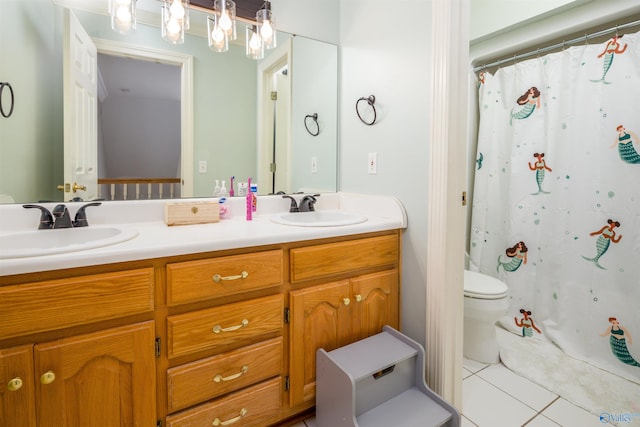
[[0, 192, 407, 276]]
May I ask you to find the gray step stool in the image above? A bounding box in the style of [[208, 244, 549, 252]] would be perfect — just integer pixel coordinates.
[[316, 325, 460, 427]]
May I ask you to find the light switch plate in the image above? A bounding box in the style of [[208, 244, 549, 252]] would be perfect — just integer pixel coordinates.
[[198, 160, 207, 173]]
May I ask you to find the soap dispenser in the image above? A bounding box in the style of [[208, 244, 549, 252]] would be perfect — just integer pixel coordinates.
[[220, 180, 227, 197], [213, 180, 220, 196]]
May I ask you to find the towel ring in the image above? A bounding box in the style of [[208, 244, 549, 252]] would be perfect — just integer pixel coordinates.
[[356, 95, 376, 125], [0, 82, 14, 118], [304, 113, 319, 136]]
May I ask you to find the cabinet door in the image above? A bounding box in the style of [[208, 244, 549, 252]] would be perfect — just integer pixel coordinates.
[[351, 269, 399, 341], [34, 322, 156, 427], [0, 345, 36, 427], [289, 280, 351, 407]]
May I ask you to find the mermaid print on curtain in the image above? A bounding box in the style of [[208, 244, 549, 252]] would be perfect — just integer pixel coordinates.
[[470, 31, 640, 384]]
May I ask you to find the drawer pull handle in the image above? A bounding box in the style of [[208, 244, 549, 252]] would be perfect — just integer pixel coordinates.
[[40, 371, 56, 385], [213, 365, 249, 383], [343, 297, 350, 306], [7, 377, 23, 391], [355, 294, 363, 302], [212, 271, 249, 283], [213, 319, 249, 334], [212, 408, 247, 426]]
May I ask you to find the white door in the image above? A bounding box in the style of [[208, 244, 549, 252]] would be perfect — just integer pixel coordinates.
[[63, 9, 98, 201], [273, 71, 290, 193]]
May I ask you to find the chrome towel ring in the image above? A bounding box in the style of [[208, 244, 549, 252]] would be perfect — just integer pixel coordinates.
[[304, 113, 319, 136], [0, 82, 15, 118], [356, 95, 376, 125]]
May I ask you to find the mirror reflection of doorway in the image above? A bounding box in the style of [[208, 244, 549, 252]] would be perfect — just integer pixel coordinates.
[[97, 53, 181, 199]]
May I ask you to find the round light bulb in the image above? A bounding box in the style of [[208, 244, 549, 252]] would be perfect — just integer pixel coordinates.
[[249, 32, 261, 50], [169, 0, 185, 19], [166, 18, 181, 41], [211, 27, 224, 43], [115, 6, 132, 22], [219, 12, 232, 31], [260, 21, 273, 39]]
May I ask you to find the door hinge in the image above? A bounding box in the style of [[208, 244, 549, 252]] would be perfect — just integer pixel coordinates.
[[462, 191, 467, 206], [270, 162, 277, 173], [155, 337, 161, 358], [271, 91, 278, 101], [284, 307, 290, 324], [284, 376, 290, 392]]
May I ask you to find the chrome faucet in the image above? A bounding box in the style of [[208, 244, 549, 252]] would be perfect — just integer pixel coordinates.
[[282, 195, 300, 212], [23, 202, 102, 229]]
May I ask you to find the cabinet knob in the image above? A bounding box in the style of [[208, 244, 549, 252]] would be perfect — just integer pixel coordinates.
[[7, 377, 23, 391], [40, 371, 56, 385], [343, 297, 350, 306], [355, 294, 363, 302]]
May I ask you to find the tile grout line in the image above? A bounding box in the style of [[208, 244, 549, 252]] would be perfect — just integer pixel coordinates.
[[521, 396, 562, 426]]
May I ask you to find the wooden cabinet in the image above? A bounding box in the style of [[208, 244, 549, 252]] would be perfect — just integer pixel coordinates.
[[0, 345, 36, 427], [288, 235, 400, 408], [35, 322, 156, 427], [1, 229, 401, 426], [0, 269, 156, 427]]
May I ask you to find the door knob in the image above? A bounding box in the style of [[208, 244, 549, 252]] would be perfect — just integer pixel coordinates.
[[73, 182, 86, 192]]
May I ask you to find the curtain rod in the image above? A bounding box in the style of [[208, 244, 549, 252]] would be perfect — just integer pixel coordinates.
[[473, 18, 640, 72]]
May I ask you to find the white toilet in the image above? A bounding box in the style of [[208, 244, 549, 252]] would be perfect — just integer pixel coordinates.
[[463, 269, 509, 364]]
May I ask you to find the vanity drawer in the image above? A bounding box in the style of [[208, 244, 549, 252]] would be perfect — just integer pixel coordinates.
[[0, 269, 154, 340], [166, 250, 283, 306], [290, 235, 399, 283], [167, 337, 283, 413], [166, 377, 281, 427], [167, 294, 283, 358]]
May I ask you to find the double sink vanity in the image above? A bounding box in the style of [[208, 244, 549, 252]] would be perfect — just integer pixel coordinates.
[[0, 192, 406, 427]]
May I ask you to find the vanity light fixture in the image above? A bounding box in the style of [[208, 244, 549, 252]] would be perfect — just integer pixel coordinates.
[[246, 24, 264, 60], [256, 1, 276, 50], [161, 0, 190, 45], [109, 0, 136, 35], [207, 0, 237, 52]]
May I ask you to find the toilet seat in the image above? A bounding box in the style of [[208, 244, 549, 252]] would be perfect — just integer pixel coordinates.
[[464, 270, 508, 299]]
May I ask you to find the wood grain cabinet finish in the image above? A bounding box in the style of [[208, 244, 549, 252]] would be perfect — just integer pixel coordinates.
[[166, 377, 282, 427], [1, 229, 400, 426], [167, 294, 284, 359], [34, 321, 157, 427], [0, 345, 36, 427], [166, 250, 283, 306], [167, 337, 283, 413], [0, 268, 154, 340], [290, 234, 398, 283], [289, 269, 399, 408]]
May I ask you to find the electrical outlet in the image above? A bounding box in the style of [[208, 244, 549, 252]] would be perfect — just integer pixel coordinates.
[[198, 160, 207, 173], [368, 152, 377, 174], [311, 157, 318, 173]]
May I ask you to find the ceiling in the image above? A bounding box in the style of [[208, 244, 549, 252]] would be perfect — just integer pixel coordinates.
[[190, 0, 266, 22]]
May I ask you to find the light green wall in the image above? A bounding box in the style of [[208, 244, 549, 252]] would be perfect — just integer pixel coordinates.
[[0, 0, 63, 203], [74, 9, 258, 197]]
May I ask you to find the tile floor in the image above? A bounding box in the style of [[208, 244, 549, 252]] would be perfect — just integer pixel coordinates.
[[291, 358, 608, 427]]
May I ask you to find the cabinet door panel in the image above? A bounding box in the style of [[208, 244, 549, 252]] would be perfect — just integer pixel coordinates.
[[0, 345, 36, 427], [289, 280, 351, 407], [351, 269, 399, 341], [34, 322, 156, 427]]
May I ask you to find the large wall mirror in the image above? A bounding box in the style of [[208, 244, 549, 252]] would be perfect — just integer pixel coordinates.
[[0, 0, 338, 203]]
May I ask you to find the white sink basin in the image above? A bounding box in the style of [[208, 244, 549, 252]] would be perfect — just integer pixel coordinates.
[[271, 211, 367, 227], [0, 226, 138, 259]]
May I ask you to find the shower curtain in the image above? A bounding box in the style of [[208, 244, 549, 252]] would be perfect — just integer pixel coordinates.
[[470, 30, 640, 384]]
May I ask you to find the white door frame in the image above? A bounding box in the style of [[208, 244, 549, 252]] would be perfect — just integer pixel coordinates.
[[257, 39, 292, 194], [92, 38, 194, 197]]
